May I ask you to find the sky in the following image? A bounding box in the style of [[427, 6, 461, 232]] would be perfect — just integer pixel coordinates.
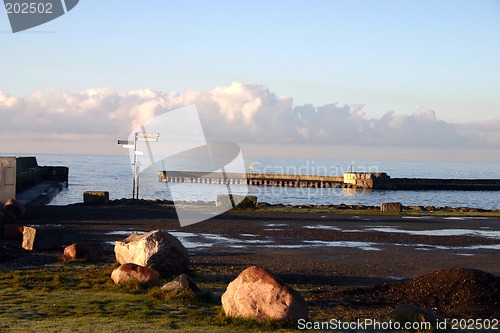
[[1, 0, 499, 162]]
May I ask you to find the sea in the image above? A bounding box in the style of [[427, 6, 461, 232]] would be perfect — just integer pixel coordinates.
[[9, 154, 500, 210]]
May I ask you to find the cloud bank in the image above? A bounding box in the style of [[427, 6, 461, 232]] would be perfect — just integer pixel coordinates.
[[0, 82, 499, 155]]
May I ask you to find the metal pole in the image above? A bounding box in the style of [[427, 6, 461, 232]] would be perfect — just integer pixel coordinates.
[[136, 165, 140, 199], [133, 132, 138, 199]]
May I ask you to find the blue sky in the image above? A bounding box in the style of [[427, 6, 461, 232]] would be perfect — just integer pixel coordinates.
[[1, 1, 500, 160]]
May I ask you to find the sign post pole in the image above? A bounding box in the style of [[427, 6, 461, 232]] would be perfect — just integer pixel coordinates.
[[118, 133, 159, 200]]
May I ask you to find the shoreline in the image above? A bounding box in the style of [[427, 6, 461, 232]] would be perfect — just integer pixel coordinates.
[[70, 198, 500, 214], [1, 202, 499, 326]]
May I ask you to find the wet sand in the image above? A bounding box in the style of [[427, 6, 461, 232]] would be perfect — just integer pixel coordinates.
[[4, 204, 499, 283]]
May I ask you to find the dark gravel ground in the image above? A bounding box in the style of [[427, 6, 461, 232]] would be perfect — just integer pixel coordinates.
[[1, 202, 499, 319]]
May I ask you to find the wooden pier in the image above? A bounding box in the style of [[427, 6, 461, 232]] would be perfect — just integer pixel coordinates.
[[157, 171, 345, 188]]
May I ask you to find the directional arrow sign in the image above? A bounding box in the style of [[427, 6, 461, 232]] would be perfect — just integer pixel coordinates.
[[137, 137, 159, 142], [118, 140, 133, 145], [136, 132, 159, 138]]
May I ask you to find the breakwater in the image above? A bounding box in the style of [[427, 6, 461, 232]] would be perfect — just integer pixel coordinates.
[[0, 156, 69, 205], [158, 171, 500, 191], [158, 171, 345, 188]]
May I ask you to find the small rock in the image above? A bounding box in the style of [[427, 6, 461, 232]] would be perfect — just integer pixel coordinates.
[[62, 242, 103, 261], [22, 225, 65, 250], [380, 202, 402, 212], [221, 265, 308, 321], [83, 191, 109, 205], [111, 263, 160, 285], [161, 274, 201, 295]]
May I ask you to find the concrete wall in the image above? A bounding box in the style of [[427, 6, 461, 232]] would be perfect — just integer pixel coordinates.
[[343, 172, 390, 188], [0, 157, 16, 203]]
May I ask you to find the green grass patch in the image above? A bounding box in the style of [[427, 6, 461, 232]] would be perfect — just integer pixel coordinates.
[[0, 265, 300, 333]]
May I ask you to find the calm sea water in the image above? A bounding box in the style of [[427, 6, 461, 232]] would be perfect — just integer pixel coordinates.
[[18, 154, 500, 210]]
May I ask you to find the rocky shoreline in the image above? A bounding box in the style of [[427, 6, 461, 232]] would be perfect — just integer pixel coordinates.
[[73, 197, 500, 214]]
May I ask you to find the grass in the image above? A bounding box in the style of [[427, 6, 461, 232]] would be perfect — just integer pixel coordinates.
[[249, 205, 500, 218], [0, 264, 301, 333], [0, 262, 451, 333]]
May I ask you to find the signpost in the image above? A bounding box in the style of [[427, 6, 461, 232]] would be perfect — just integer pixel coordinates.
[[118, 132, 159, 199]]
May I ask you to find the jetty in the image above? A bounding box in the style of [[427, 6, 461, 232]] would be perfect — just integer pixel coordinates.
[[158, 171, 500, 191], [0, 156, 69, 206]]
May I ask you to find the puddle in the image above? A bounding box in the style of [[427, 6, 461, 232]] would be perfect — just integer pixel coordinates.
[[264, 228, 284, 231], [400, 242, 500, 251], [303, 240, 381, 251], [264, 244, 308, 249], [366, 227, 500, 240], [168, 231, 215, 249], [240, 233, 258, 237], [401, 216, 431, 219], [303, 225, 343, 231], [263, 223, 288, 227], [386, 276, 407, 281], [203, 234, 271, 244], [103, 230, 146, 236]]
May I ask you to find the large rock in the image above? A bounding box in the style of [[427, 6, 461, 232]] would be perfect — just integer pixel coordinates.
[[114, 229, 189, 273], [221, 266, 308, 321], [4, 199, 26, 220], [62, 242, 103, 261], [22, 225, 65, 250], [0, 209, 4, 238], [2, 209, 18, 225], [393, 304, 444, 327], [111, 263, 160, 284], [2, 224, 24, 240], [380, 202, 402, 212]]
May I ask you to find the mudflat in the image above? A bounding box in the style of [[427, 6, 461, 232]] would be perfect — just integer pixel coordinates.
[[8, 204, 499, 277]]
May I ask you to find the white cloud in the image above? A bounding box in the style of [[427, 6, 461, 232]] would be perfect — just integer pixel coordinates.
[[0, 82, 498, 155]]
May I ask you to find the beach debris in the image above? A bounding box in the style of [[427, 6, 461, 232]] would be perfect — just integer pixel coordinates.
[[393, 304, 444, 327], [22, 225, 65, 251], [83, 191, 110, 205], [380, 202, 402, 212], [111, 263, 160, 285], [221, 265, 308, 321], [61, 242, 103, 262], [114, 229, 189, 273]]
